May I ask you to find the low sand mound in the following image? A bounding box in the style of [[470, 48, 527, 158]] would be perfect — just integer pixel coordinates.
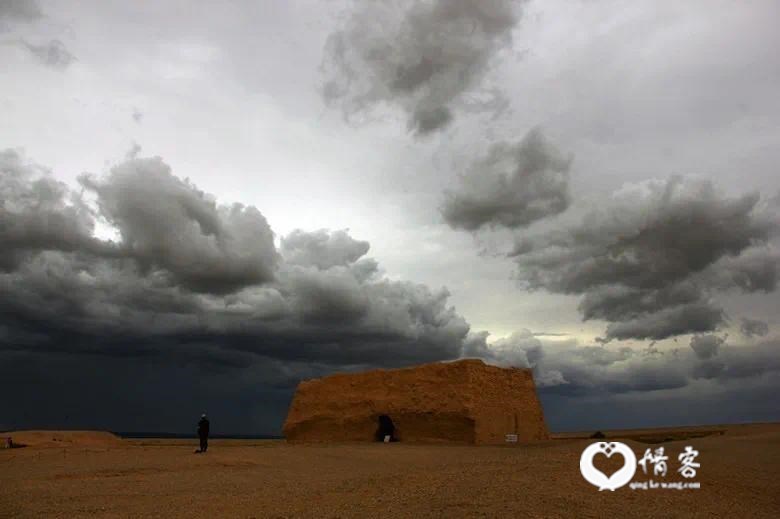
[[2, 430, 123, 448]]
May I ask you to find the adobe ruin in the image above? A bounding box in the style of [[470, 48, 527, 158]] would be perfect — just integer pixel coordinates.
[[283, 359, 549, 444]]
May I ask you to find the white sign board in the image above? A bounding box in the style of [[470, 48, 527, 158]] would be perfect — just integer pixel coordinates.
[[505, 434, 518, 443]]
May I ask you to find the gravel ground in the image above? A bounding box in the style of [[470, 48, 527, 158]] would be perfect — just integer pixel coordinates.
[[1, 424, 779, 518]]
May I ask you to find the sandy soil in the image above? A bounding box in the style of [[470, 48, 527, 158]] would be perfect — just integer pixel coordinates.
[[2, 430, 123, 449], [1, 424, 779, 518]]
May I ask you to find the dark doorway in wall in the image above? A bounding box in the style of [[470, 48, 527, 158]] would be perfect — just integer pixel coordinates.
[[375, 414, 396, 442]]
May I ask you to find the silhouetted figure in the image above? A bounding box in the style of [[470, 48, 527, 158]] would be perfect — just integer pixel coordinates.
[[375, 414, 396, 442], [590, 430, 606, 439], [197, 413, 210, 452]]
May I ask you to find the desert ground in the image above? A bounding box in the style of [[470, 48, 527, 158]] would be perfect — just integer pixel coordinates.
[[1, 424, 779, 518]]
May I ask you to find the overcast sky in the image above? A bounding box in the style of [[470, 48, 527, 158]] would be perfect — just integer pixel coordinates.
[[2, 0, 779, 434]]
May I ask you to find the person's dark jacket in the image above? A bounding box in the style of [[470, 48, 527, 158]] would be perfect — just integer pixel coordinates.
[[198, 417, 210, 438]]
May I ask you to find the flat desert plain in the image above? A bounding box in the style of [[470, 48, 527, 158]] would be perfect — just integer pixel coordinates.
[[1, 424, 779, 518]]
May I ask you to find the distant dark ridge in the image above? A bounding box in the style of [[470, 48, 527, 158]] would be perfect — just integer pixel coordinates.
[[115, 431, 283, 440]]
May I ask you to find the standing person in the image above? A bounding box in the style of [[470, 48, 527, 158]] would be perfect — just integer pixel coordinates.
[[197, 413, 210, 453]]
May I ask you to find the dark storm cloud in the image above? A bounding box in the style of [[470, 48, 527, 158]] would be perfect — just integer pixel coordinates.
[[689, 334, 725, 360], [600, 302, 726, 343], [441, 128, 572, 230], [0, 350, 308, 434], [740, 317, 770, 338], [78, 156, 279, 294], [512, 177, 773, 293], [0, 149, 475, 376], [510, 177, 780, 341], [710, 246, 780, 292], [0, 144, 482, 438], [3, 165, 777, 434], [321, 0, 523, 135], [283, 265, 370, 325], [21, 39, 75, 68], [0, 149, 114, 270], [577, 282, 702, 323], [688, 338, 780, 382], [541, 379, 780, 433]]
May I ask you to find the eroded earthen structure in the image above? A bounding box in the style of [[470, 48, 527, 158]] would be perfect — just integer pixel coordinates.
[[283, 359, 548, 444]]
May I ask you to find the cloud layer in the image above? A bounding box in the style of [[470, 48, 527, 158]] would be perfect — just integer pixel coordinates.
[[3, 149, 779, 432], [741, 318, 770, 338], [509, 177, 779, 341], [441, 127, 571, 230], [689, 334, 725, 360], [0, 0, 75, 68], [0, 148, 475, 372], [321, 0, 523, 134], [20, 39, 75, 68], [468, 330, 780, 399], [78, 157, 279, 294], [0, 0, 41, 25], [3, 1, 779, 435]]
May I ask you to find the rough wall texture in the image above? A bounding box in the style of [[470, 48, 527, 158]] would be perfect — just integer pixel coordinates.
[[283, 359, 548, 444]]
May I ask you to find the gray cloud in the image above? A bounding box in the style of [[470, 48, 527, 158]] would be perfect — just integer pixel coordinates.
[[321, 0, 523, 134], [78, 156, 279, 294], [578, 282, 701, 323], [0, 1, 76, 69], [3, 0, 780, 436], [474, 335, 683, 395], [0, 350, 307, 434], [711, 246, 780, 293], [441, 127, 572, 230], [0, 149, 475, 374], [689, 334, 725, 360], [601, 303, 725, 343], [472, 332, 780, 398], [283, 265, 370, 325], [0, 0, 41, 24], [741, 317, 769, 338], [281, 228, 370, 270], [475, 329, 544, 369], [510, 177, 779, 341], [0, 149, 113, 270], [21, 39, 75, 68], [689, 338, 780, 382]]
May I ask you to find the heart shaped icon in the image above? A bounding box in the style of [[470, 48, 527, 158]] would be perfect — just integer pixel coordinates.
[[580, 441, 637, 491]]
